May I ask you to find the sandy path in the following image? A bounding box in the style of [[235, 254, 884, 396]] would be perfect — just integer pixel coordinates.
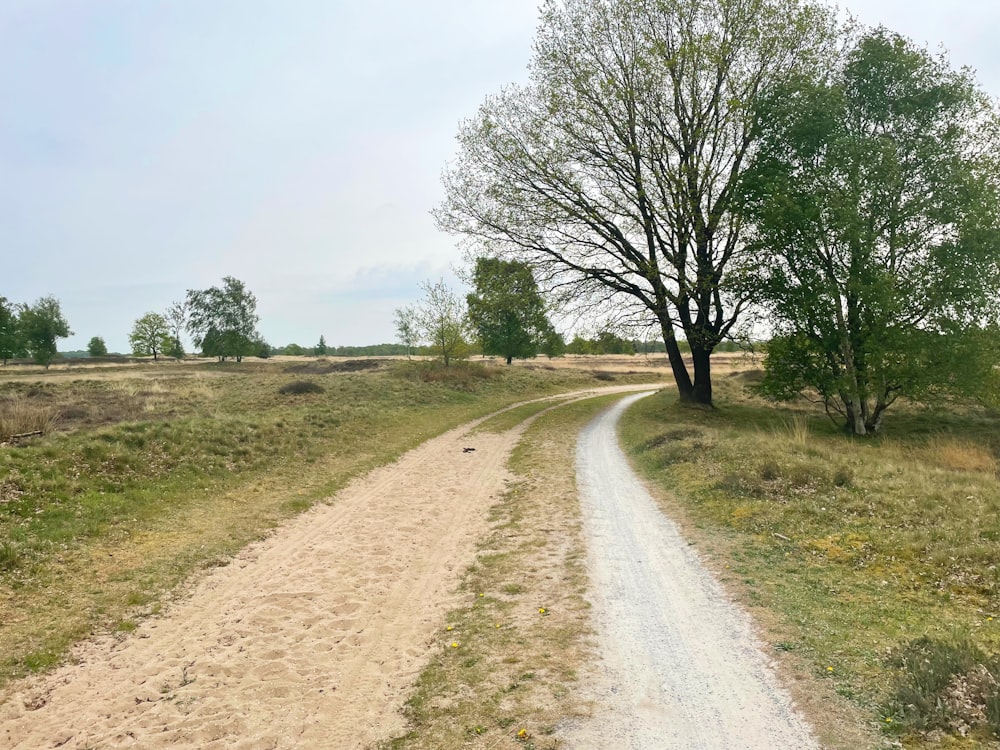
[[563, 392, 821, 749], [0, 413, 526, 749], [0, 385, 657, 749]]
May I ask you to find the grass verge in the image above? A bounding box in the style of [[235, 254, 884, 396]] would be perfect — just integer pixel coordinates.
[[380, 394, 623, 749], [0, 360, 663, 689], [618, 373, 1000, 749]]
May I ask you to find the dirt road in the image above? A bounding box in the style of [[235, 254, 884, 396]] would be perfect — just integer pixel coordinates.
[[0, 410, 528, 749], [562, 392, 820, 749], [0, 386, 820, 749]]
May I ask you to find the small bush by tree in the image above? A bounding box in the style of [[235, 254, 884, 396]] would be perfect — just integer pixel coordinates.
[[87, 336, 108, 357], [129, 313, 171, 360], [19, 296, 71, 369], [539, 328, 565, 358]]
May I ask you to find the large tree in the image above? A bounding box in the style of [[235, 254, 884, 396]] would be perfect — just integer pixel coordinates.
[[19, 296, 71, 369], [186, 277, 260, 362], [467, 258, 556, 364], [436, 0, 834, 404], [743, 30, 1000, 434], [129, 313, 171, 360]]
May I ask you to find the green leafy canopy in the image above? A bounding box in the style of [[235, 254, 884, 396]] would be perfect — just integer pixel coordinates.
[[743, 29, 1000, 434]]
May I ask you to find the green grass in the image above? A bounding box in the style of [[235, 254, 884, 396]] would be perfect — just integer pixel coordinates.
[[619, 374, 1000, 749], [0, 359, 662, 688]]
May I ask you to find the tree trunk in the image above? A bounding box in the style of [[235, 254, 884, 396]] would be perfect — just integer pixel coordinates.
[[506, 355, 513, 365], [841, 394, 868, 436], [656, 318, 696, 402], [690, 344, 713, 406]]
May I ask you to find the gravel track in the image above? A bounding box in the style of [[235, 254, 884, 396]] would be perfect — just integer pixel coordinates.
[[563, 392, 821, 749]]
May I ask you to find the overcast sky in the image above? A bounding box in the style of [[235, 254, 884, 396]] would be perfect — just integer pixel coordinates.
[[3, 1, 998, 353]]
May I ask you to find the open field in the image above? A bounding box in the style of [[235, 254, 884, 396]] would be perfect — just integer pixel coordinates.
[[620, 374, 1000, 749], [0, 356, 666, 690], [7, 349, 990, 748]]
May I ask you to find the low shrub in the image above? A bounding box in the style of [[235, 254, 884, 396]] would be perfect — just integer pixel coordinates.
[[394, 361, 499, 390], [887, 634, 1000, 738], [277, 380, 325, 395]]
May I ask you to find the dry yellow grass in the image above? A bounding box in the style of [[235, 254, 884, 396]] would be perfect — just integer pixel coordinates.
[[0, 397, 58, 441], [918, 437, 997, 475]]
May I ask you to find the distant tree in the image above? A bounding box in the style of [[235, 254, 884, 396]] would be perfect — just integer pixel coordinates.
[[594, 329, 635, 355], [743, 30, 1000, 435], [19, 296, 71, 369], [186, 277, 260, 362], [164, 300, 188, 359], [87, 336, 108, 357], [254, 337, 272, 359], [129, 312, 171, 360], [0, 297, 24, 365], [393, 306, 419, 359], [401, 279, 468, 366], [315, 335, 327, 356], [539, 328, 566, 358], [565, 335, 592, 355], [281, 343, 307, 356], [466, 258, 555, 365]]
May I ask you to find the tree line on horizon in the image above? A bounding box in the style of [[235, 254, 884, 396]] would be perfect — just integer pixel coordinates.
[[0, 277, 266, 367], [3, 270, 725, 369]]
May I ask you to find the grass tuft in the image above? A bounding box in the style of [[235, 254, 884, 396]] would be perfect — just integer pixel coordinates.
[[887, 633, 1000, 740], [0, 541, 22, 571], [0, 397, 58, 441]]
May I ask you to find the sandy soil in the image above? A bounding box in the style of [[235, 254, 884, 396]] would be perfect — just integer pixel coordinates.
[[0, 412, 525, 749], [562, 392, 820, 749], [0, 386, 652, 749]]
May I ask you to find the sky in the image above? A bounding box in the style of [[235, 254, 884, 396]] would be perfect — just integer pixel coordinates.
[[2, 1, 998, 353]]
